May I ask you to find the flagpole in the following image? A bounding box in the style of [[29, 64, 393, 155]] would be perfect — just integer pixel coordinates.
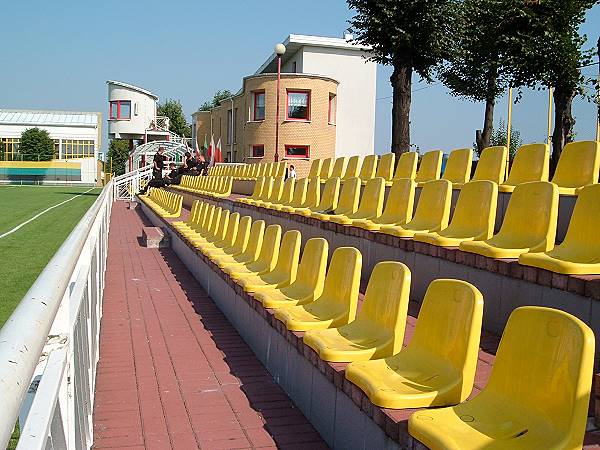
[[274, 43, 286, 163]]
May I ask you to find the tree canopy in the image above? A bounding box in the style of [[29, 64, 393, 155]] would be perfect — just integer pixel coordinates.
[[19, 128, 54, 161], [106, 139, 130, 176], [157, 98, 191, 138], [198, 89, 234, 111]]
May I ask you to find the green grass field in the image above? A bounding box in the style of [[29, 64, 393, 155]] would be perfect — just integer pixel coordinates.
[[0, 185, 101, 329]]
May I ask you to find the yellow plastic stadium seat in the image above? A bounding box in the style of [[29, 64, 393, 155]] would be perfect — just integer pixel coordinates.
[[280, 178, 320, 213], [140, 189, 182, 218], [327, 157, 348, 182], [293, 177, 340, 217], [330, 177, 385, 225], [353, 179, 415, 231], [459, 181, 558, 259], [375, 153, 395, 182], [415, 150, 443, 185], [468, 145, 507, 186], [191, 209, 229, 247], [519, 184, 600, 274], [215, 220, 265, 268], [319, 157, 334, 180], [388, 151, 418, 186], [274, 247, 362, 330], [172, 200, 201, 231], [408, 306, 594, 450], [380, 179, 452, 238], [303, 261, 411, 362], [274, 161, 286, 178], [197, 211, 239, 254], [180, 203, 212, 239], [307, 159, 323, 179], [499, 143, 549, 193], [246, 177, 273, 206], [311, 177, 361, 222], [205, 215, 251, 260], [414, 181, 497, 247], [238, 230, 301, 293], [238, 177, 265, 204], [442, 148, 473, 184], [255, 238, 329, 309], [269, 177, 308, 211], [341, 155, 361, 181], [346, 279, 483, 409], [262, 177, 294, 209], [254, 177, 284, 207], [358, 154, 378, 184], [551, 140, 600, 195], [224, 224, 282, 280]]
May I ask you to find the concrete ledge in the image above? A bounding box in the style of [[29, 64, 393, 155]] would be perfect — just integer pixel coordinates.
[[141, 226, 169, 248]]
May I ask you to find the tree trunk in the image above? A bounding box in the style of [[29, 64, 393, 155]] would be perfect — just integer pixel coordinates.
[[551, 86, 575, 170], [475, 72, 497, 155], [390, 57, 412, 157]]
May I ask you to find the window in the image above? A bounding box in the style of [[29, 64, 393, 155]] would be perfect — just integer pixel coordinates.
[[253, 91, 265, 121], [328, 93, 337, 125], [54, 140, 60, 159], [252, 145, 265, 158], [62, 140, 95, 159], [226, 109, 233, 145], [284, 145, 309, 158], [292, 61, 297, 73], [109, 100, 131, 120], [286, 90, 310, 121], [0, 138, 20, 161]]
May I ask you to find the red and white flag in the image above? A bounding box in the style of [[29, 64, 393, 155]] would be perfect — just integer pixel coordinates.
[[215, 138, 222, 163], [207, 135, 215, 166]]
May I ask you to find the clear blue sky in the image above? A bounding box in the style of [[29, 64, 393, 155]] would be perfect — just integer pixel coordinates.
[[0, 0, 598, 155]]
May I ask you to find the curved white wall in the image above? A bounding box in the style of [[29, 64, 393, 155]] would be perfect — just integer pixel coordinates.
[[107, 84, 157, 139]]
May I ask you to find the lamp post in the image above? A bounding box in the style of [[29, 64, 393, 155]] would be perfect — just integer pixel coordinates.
[[274, 43, 286, 162], [596, 37, 600, 142]]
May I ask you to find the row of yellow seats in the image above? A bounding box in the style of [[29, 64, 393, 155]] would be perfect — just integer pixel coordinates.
[[308, 140, 599, 194], [240, 174, 600, 275], [174, 175, 233, 198], [209, 161, 286, 180], [138, 188, 182, 218], [171, 199, 593, 450]]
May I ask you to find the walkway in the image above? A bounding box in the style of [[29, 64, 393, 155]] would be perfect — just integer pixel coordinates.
[[93, 202, 326, 449]]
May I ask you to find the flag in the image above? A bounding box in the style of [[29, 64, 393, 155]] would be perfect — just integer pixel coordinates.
[[215, 138, 222, 163], [208, 135, 215, 166], [203, 134, 208, 157]]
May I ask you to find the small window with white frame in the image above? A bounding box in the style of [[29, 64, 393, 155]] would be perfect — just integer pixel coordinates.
[[286, 90, 310, 121]]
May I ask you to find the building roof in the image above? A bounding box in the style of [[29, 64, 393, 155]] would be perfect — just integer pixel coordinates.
[[256, 34, 372, 74], [106, 80, 159, 100], [0, 109, 100, 127]]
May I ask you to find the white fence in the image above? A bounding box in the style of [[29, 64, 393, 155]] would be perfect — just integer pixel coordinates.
[[112, 165, 153, 201], [0, 181, 113, 450]]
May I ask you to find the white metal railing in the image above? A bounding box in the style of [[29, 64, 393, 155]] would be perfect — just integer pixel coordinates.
[[113, 165, 153, 200], [0, 180, 114, 450]]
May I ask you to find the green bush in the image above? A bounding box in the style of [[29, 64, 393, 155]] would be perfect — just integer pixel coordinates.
[[19, 128, 54, 161]]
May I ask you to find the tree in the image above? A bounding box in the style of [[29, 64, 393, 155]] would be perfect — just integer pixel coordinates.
[[19, 128, 54, 161], [198, 89, 234, 111], [157, 99, 191, 138], [488, 119, 522, 161], [506, 0, 597, 167], [347, 0, 458, 157], [441, 0, 518, 153], [106, 139, 130, 176]]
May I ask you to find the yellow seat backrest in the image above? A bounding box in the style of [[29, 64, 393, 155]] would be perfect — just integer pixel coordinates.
[[408, 279, 483, 403], [335, 177, 361, 215], [248, 224, 282, 272], [307, 159, 323, 179], [218, 212, 240, 247], [288, 178, 309, 207], [551, 140, 600, 189], [353, 177, 385, 218], [250, 177, 265, 199], [349, 261, 411, 355], [287, 237, 329, 299], [393, 152, 418, 180], [380, 179, 416, 225], [493, 181, 558, 251], [442, 148, 473, 184], [358, 154, 378, 182], [442, 181, 498, 240], [301, 178, 321, 208], [375, 153, 395, 181], [330, 157, 348, 179], [472, 146, 507, 184], [315, 177, 341, 211], [267, 177, 285, 203], [554, 183, 600, 251], [319, 158, 334, 180], [213, 209, 230, 241], [275, 161, 287, 177], [259, 178, 274, 201], [415, 150, 443, 183], [317, 246, 362, 318], [342, 156, 361, 180], [486, 306, 594, 448], [406, 179, 452, 230], [230, 215, 252, 253], [240, 219, 266, 261], [278, 177, 296, 205]]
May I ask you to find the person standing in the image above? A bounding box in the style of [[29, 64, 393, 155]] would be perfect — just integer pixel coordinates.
[[152, 147, 166, 179], [288, 164, 297, 179]]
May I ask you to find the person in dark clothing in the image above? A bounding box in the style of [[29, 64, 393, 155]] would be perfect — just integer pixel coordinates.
[[152, 147, 167, 179], [183, 151, 198, 173], [141, 163, 179, 194]]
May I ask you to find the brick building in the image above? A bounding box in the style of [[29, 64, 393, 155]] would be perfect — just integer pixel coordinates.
[[192, 34, 377, 178]]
